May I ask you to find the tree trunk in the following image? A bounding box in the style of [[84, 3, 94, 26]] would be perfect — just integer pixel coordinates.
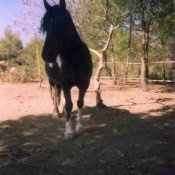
[[89, 24, 118, 107], [145, 29, 150, 79], [140, 57, 148, 91], [89, 49, 106, 108], [125, 11, 132, 85], [140, 32, 149, 91], [169, 38, 175, 76], [139, 0, 149, 91], [35, 34, 42, 88], [111, 41, 116, 84], [161, 41, 166, 80]]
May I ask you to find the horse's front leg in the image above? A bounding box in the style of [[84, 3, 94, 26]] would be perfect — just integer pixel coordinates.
[[63, 87, 74, 139], [76, 88, 87, 133]]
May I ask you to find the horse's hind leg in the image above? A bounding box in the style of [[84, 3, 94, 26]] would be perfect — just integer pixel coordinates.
[[59, 88, 66, 118], [49, 79, 61, 119]]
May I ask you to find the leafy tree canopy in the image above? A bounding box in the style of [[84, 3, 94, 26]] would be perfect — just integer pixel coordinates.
[[0, 26, 23, 60], [24, 38, 44, 60]]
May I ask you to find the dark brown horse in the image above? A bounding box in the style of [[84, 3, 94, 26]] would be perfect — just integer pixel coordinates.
[[0, 61, 8, 72], [41, 0, 92, 139]]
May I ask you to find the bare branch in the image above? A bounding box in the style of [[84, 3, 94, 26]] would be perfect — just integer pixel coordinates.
[[89, 48, 101, 57], [103, 7, 113, 25], [96, 15, 106, 21], [102, 24, 119, 52]]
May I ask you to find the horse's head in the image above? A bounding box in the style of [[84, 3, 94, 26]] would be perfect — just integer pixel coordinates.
[[41, 0, 72, 63]]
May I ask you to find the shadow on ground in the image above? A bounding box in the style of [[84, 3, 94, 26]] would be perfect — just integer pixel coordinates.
[[152, 83, 175, 93], [0, 105, 175, 175]]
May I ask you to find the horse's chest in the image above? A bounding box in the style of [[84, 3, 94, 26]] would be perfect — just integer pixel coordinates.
[[49, 55, 62, 69], [46, 55, 87, 86]]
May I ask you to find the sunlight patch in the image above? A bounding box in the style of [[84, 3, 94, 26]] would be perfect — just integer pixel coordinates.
[[23, 130, 36, 136], [149, 111, 165, 117]]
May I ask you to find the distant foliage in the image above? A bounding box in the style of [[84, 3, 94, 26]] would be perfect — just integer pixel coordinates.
[[0, 27, 23, 60], [24, 38, 44, 61], [73, 0, 175, 80], [15, 54, 35, 66], [0, 29, 46, 83]]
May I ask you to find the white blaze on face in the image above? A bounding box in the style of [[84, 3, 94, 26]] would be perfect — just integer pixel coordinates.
[[56, 55, 62, 69]]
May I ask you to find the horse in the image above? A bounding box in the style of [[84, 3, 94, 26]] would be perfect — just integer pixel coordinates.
[[41, 0, 92, 139], [0, 61, 8, 72]]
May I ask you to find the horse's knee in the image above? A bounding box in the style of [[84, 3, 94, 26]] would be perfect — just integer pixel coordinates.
[[77, 99, 84, 109], [65, 101, 73, 113]]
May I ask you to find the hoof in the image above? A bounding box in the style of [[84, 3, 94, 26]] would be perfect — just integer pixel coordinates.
[[52, 113, 59, 119], [64, 133, 75, 140], [76, 127, 85, 134], [76, 125, 85, 134], [64, 121, 74, 139]]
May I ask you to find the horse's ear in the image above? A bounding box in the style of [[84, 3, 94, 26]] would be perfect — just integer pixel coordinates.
[[44, 0, 51, 11], [60, 0, 66, 10]]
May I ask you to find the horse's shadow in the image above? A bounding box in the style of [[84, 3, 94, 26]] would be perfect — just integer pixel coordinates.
[[0, 105, 175, 175]]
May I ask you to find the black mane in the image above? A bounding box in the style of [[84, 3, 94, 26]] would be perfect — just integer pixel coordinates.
[[40, 9, 51, 34]]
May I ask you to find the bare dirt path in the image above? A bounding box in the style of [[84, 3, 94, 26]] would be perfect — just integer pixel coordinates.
[[0, 80, 175, 175]]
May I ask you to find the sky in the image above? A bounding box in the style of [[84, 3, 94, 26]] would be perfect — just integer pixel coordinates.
[[0, 0, 46, 46]]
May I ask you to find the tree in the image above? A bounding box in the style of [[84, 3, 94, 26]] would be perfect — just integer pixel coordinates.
[[14, 38, 44, 66], [15, 53, 35, 66], [74, 0, 125, 107], [24, 38, 44, 61], [89, 24, 118, 107], [14, 0, 45, 87], [0, 26, 23, 60], [122, 0, 163, 90], [158, 0, 175, 76], [138, 0, 149, 91], [124, 0, 134, 84]]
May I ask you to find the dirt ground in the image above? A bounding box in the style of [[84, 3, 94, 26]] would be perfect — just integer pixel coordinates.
[[0, 80, 175, 175]]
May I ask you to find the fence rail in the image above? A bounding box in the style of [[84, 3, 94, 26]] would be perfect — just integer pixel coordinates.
[[92, 76, 174, 82], [98, 61, 175, 64], [92, 60, 175, 83]]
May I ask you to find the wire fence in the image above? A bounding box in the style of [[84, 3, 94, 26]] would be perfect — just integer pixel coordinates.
[[92, 60, 175, 83], [1, 60, 174, 83]]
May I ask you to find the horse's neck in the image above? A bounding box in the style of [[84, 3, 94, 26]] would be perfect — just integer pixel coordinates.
[[61, 22, 85, 60], [65, 23, 82, 46], [62, 32, 84, 61]]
